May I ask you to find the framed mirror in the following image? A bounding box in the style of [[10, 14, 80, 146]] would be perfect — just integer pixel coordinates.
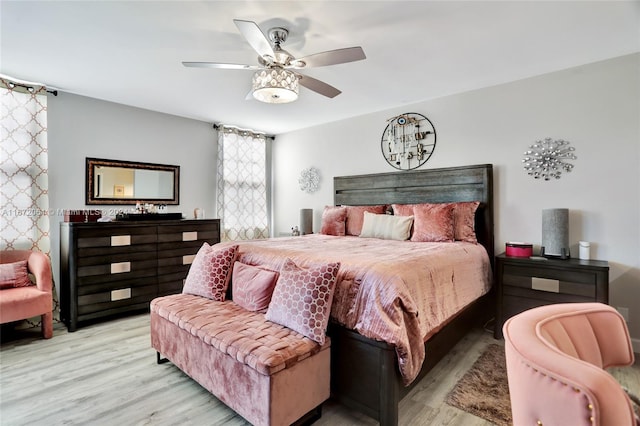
[[86, 157, 180, 205]]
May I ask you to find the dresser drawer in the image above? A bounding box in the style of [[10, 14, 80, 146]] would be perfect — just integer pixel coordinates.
[[157, 221, 220, 244], [77, 258, 158, 278], [75, 226, 157, 249], [77, 276, 158, 296], [75, 250, 157, 267], [77, 284, 158, 316], [157, 279, 185, 297], [158, 245, 202, 268], [74, 243, 157, 258]]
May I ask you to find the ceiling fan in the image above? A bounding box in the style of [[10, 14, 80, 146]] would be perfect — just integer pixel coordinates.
[[182, 19, 366, 104]]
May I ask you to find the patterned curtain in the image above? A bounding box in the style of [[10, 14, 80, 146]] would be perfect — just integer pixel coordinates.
[[216, 126, 269, 241], [1, 77, 58, 324]]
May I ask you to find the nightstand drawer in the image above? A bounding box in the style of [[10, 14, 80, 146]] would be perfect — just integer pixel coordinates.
[[502, 272, 596, 299], [502, 263, 597, 285], [503, 286, 594, 304]]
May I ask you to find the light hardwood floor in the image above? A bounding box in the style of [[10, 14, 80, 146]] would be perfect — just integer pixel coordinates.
[[1, 315, 638, 426]]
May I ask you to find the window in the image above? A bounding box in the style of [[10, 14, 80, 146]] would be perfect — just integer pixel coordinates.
[[216, 127, 269, 241]]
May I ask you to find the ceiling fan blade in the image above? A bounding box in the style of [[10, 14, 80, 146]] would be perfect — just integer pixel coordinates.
[[233, 19, 275, 60], [292, 46, 366, 68], [182, 61, 261, 70], [297, 74, 341, 98]]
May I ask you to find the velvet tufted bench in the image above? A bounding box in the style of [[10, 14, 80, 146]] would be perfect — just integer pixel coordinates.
[[150, 293, 331, 426]]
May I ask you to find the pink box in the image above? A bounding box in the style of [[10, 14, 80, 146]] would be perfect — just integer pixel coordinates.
[[505, 242, 533, 257]]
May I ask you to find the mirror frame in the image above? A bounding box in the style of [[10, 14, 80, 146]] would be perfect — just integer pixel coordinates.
[[86, 157, 180, 205]]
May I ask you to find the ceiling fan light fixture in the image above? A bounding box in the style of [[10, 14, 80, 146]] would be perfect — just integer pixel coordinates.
[[252, 68, 298, 104]]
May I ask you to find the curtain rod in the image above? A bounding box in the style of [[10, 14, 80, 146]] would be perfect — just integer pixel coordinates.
[[213, 123, 275, 139], [1, 76, 58, 96]]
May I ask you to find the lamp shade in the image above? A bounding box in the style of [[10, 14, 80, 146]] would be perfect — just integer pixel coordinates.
[[252, 68, 298, 104], [542, 208, 569, 258], [300, 209, 313, 235]]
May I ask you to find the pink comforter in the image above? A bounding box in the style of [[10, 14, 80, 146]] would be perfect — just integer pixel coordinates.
[[216, 234, 492, 385]]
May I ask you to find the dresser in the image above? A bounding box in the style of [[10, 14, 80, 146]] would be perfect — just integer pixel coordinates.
[[60, 219, 220, 331], [494, 253, 609, 338]]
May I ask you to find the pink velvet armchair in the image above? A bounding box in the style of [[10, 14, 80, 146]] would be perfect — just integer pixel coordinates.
[[0, 250, 53, 338], [503, 302, 637, 426]]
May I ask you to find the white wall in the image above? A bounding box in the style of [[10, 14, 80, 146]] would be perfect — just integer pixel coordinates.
[[272, 54, 640, 342], [47, 92, 216, 296]]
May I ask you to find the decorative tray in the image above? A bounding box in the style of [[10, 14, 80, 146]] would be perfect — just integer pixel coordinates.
[[115, 212, 183, 221]]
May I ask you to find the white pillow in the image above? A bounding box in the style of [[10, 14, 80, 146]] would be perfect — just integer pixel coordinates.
[[359, 211, 413, 241]]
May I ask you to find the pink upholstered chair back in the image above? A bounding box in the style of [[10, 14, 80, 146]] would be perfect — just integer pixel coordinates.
[[0, 250, 54, 338], [503, 303, 636, 426], [1, 250, 53, 292]]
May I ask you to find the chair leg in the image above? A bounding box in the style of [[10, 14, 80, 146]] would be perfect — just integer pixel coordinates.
[[42, 312, 53, 339]]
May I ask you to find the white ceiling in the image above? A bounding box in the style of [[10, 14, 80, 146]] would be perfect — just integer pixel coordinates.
[[2, 1, 638, 135]]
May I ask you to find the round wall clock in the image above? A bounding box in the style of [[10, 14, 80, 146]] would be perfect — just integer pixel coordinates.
[[381, 112, 436, 170]]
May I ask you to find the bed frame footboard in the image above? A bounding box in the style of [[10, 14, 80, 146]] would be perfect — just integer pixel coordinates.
[[328, 292, 493, 426]]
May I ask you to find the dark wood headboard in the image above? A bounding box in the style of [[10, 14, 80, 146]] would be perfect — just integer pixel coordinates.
[[333, 164, 494, 262]]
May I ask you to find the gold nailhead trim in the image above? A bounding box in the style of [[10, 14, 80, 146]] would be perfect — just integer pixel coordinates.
[[588, 404, 593, 410], [589, 416, 594, 423], [537, 421, 543, 426], [523, 361, 581, 393]]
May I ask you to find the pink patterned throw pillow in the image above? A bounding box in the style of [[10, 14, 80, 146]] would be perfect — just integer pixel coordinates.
[[0, 260, 32, 289], [182, 243, 238, 301], [320, 206, 347, 236], [231, 262, 279, 312], [265, 258, 340, 345]]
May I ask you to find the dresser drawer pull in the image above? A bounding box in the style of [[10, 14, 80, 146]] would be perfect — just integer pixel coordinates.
[[111, 235, 131, 246], [183, 254, 196, 265], [182, 231, 198, 241], [111, 288, 132, 301], [110, 262, 131, 274], [532, 277, 560, 293]]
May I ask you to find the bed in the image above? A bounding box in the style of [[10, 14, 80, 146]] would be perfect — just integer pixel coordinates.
[[220, 164, 495, 425]]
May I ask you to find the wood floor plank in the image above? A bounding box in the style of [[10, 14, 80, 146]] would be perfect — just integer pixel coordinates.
[[1, 315, 637, 426]]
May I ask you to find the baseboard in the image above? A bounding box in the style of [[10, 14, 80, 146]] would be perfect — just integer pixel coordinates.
[[631, 337, 640, 355]]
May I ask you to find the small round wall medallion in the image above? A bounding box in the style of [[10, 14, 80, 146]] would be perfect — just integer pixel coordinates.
[[298, 167, 320, 193], [381, 112, 436, 170], [522, 138, 577, 180]]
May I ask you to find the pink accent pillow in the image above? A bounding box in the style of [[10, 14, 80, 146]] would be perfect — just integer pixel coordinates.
[[231, 262, 279, 312], [182, 243, 238, 301], [391, 204, 415, 217], [345, 205, 387, 236], [265, 258, 340, 345], [320, 206, 347, 236], [410, 203, 455, 242], [451, 201, 480, 243], [0, 260, 32, 289]]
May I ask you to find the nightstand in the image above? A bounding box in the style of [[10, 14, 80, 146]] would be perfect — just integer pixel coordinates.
[[494, 253, 609, 338]]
